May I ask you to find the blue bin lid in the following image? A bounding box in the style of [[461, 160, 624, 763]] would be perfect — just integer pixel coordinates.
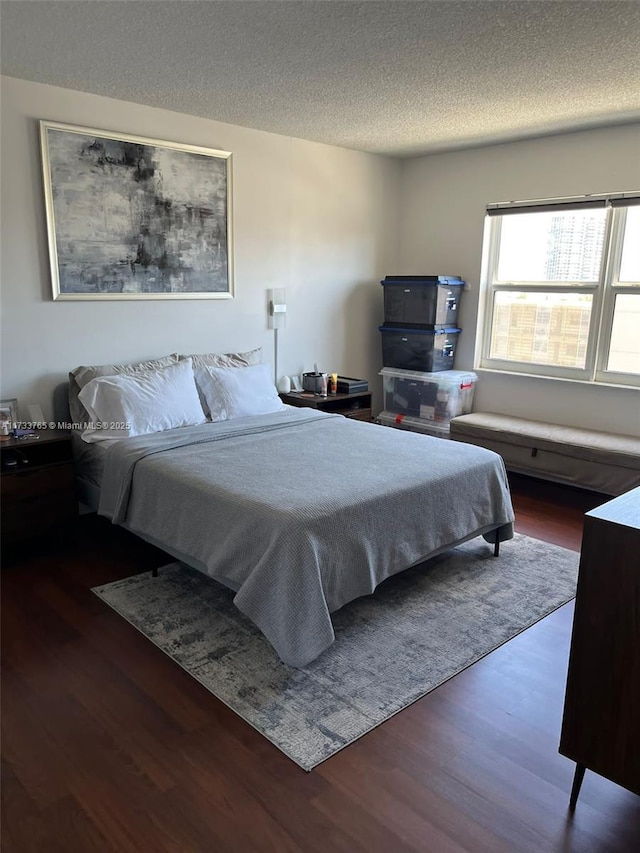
[[379, 325, 461, 335], [381, 276, 465, 287]]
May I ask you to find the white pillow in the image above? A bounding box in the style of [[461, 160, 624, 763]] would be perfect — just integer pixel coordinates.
[[196, 363, 285, 422], [69, 353, 180, 426], [78, 359, 206, 443], [180, 348, 262, 416]]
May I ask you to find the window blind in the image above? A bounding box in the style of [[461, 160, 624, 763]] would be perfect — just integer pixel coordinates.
[[486, 192, 640, 216]]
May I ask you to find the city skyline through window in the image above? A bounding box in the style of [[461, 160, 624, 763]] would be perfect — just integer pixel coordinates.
[[497, 210, 606, 283], [482, 201, 640, 384]]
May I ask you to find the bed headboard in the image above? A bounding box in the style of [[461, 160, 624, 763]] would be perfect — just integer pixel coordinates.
[[53, 382, 71, 425]]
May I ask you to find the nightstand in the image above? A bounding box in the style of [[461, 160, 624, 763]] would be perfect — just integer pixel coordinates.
[[280, 390, 372, 422], [1, 429, 77, 548]]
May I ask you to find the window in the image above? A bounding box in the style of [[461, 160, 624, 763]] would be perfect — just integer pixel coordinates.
[[480, 196, 640, 387]]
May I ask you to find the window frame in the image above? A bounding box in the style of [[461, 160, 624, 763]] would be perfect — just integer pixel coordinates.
[[479, 200, 640, 388]]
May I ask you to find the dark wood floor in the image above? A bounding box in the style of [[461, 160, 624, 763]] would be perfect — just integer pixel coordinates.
[[2, 475, 639, 852]]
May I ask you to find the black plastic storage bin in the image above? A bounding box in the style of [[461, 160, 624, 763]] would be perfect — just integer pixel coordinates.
[[379, 325, 461, 371], [381, 276, 465, 327]]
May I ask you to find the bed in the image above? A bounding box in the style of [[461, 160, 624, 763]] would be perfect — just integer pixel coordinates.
[[66, 354, 514, 667]]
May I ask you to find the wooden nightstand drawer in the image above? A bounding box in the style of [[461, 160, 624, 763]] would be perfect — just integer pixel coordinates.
[[344, 409, 372, 422], [2, 489, 77, 541], [2, 462, 75, 501]]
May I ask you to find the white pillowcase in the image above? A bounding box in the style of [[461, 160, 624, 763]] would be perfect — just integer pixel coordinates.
[[181, 348, 262, 416], [69, 353, 180, 426], [78, 359, 206, 443], [196, 363, 285, 422]]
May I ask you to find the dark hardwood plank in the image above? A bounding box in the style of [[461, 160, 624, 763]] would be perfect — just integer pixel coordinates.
[[0, 760, 74, 853], [2, 475, 639, 852], [1, 666, 78, 810], [507, 473, 600, 551]]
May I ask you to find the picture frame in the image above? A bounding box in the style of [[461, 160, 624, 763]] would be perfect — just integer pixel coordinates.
[[0, 398, 18, 428], [40, 121, 234, 300]]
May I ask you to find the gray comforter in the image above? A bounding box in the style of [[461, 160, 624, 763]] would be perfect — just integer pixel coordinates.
[[99, 408, 514, 666]]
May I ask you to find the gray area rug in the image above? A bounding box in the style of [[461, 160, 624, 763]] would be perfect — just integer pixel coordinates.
[[93, 533, 578, 770]]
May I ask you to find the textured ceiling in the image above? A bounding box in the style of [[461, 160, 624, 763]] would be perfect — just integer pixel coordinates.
[[1, 0, 639, 157]]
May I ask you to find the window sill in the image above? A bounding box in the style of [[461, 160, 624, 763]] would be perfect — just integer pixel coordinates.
[[473, 367, 640, 392]]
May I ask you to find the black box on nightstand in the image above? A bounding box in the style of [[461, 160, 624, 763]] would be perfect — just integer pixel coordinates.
[[337, 376, 369, 394]]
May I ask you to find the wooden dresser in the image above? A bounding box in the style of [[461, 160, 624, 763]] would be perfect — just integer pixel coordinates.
[[559, 486, 640, 807]]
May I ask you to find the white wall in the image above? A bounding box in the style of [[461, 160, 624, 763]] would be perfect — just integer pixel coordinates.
[[1, 76, 399, 419], [398, 125, 640, 436], [3, 78, 638, 434]]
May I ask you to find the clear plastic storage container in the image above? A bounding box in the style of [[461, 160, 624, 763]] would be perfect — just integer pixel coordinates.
[[380, 368, 478, 422], [376, 411, 452, 439]]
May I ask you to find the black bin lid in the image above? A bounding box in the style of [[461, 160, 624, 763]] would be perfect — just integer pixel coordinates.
[[379, 325, 461, 335]]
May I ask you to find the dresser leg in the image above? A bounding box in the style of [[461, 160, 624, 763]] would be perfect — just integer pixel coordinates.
[[569, 763, 586, 811]]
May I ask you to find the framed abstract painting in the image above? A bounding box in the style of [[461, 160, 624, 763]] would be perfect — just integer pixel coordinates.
[[40, 121, 233, 300]]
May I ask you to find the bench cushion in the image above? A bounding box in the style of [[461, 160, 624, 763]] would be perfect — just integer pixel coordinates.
[[450, 413, 640, 496]]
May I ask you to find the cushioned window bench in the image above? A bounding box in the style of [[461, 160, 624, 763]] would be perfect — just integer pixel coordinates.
[[450, 413, 640, 496]]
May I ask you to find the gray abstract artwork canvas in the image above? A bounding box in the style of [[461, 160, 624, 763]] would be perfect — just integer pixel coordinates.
[[41, 121, 233, 299]]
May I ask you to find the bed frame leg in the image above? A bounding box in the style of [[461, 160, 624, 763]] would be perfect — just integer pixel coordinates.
[[494, 538, 500, 558], [152, 566, 158, 578]]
